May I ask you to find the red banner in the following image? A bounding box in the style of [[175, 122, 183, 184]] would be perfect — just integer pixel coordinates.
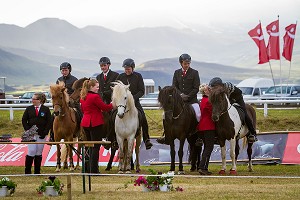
[[282, 24, 297, 61], [266, 20, 280, 60], [282, 132, 300, 164], [248, 23, 269, 64]]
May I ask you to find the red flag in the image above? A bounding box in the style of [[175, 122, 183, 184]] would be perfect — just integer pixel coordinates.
[[248, 23, 269, 64], [282, 24, 297, 61], [266, 20, 280, 60]]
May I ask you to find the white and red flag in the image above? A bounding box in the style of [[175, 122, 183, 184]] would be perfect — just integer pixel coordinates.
[[248, 23, 269, 64], [266, 20, 280, 60], [282, 24, 297, 61]]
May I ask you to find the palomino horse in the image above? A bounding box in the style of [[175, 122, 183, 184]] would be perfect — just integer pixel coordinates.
[[50, 82, 80, 172], [209, 85, 256, 174], [111, 81, 141, 173], [158, 86, 198, 174]]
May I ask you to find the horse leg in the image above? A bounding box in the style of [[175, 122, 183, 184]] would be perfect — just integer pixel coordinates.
[[135, 133, 142, 173], [116, 137, 124, 173], [247, 142, 254, 172], [229, 139, 237, 175], [125, 137, 135, 173], [61, 144, 68, 169], [69, 143, 75, 171], [219, 144, 226, 174], [105, 148, 116, 171], [169, 141, 176, 172], [55, 144, 61, 172], [178, 139, 185, 175], [75, 140, 82, 170]]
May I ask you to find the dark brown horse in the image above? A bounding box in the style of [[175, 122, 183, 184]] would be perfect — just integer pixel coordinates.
[[158, 86, 198, 174], [209, 85, 256, 174], [50, 82, 80, 172]]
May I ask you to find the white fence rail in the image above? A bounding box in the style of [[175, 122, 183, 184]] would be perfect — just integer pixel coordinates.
[[0, 98, 300, 121]]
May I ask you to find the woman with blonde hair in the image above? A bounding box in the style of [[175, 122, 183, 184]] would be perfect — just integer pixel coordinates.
[[80, 79, 114, 173], [197, 83, 216, 175], [22, 92, 52, 174]]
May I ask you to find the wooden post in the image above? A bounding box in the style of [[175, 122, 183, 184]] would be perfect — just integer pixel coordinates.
[[67, 175, 72, 200]]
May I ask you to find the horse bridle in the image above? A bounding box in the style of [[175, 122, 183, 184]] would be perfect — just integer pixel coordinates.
[[117, 104, 129, 114], [165, 94, 184, 120], [53, 103, 65, 117]]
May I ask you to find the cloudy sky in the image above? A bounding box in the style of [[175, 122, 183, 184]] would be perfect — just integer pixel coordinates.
[[0, 0, 299, 32]]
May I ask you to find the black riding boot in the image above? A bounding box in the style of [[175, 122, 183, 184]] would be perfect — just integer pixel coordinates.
[[156, 119, 167, 144], [25, 155, 34, 174], [34, 155, 42, 174]]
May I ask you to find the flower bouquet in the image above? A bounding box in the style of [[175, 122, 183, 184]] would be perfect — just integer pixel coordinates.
[[134, 169, 160, 191], [36, 176, 64, 196], [0, 177, 17, 196], [157, 171, 174, 191]]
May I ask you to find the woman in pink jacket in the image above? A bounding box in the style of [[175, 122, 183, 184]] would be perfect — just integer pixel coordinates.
[[197, 84, 216, 175], [80, 79, 114, 173]]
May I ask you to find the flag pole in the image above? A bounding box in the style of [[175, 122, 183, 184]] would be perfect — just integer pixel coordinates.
[[277, 15, 283, 94]]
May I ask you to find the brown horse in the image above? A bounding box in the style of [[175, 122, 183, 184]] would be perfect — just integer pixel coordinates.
[[209, 85, 256, 174], [158, 86, 198, 174], [50, 82, 79, 172]]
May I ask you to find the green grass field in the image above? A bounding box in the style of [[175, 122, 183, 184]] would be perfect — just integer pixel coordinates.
[[1, 108, 300, 138], [0, 165, 299, 199]]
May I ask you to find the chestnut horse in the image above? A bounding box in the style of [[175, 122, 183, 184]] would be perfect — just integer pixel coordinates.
[[50, 82, 80, 172], [209, 85, 256, 174], [158, 86, 198, 174]]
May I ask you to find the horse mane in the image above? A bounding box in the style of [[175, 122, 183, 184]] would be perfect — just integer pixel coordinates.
[[72, 77, 88, 90], [158, 86, 183, 110], [50, 81, 70, 104], [112, 81, 135, 108], [209, 85, 226, 103]]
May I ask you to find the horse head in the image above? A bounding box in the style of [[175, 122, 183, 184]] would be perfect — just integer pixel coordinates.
[[69, 77, 89, 104], [112, 81, 132, 119], [50, 82, 69, 117], [209, 85, 229, 122], [158, 86, 184, 117]]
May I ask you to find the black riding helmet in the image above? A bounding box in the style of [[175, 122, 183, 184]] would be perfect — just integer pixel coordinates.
[[99, 57, 111, 65], [209, 77, 223, 87], [179, 53, 191, 63], [60, 62, 72, 72], [122, 58, 135, 69]]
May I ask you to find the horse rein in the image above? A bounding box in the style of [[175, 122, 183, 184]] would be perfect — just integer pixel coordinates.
[[219, 103, 233, 117], [53, 103, 65, 117]]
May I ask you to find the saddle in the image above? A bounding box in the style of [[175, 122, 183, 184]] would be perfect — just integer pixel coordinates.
[[232, 103, 246, 125], [21, 125, 38, 142]]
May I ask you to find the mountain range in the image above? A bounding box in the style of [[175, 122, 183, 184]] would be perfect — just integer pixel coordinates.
[[0, 18, 299, 89]]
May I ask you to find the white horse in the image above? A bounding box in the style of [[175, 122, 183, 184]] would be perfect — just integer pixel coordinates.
[[111, 81, 140, 173], [209, 85, 256, 174]]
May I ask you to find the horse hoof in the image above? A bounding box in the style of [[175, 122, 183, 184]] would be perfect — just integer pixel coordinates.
[[105, 167, 112, 171], [70, 167, 74, 172], [248, 168, 253, 172], [136, 169, 140, 173], [178, 171, 185, 175], [125, 170, 131, 174], [55, 168, 60, 172], [229, 169, 237, 175], [168, 170, 175, 174], [118, 170, 124, 174], [219, 169, 226, 175]]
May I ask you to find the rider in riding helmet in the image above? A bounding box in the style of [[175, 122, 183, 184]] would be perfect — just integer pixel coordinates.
[[49, 62, 79, 142], [116, 58, 153, 150], [208, 77, 258, 143], [96, 57, 119, 104], [157, 53, 201, 145], [57, 62, 78, 96]]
